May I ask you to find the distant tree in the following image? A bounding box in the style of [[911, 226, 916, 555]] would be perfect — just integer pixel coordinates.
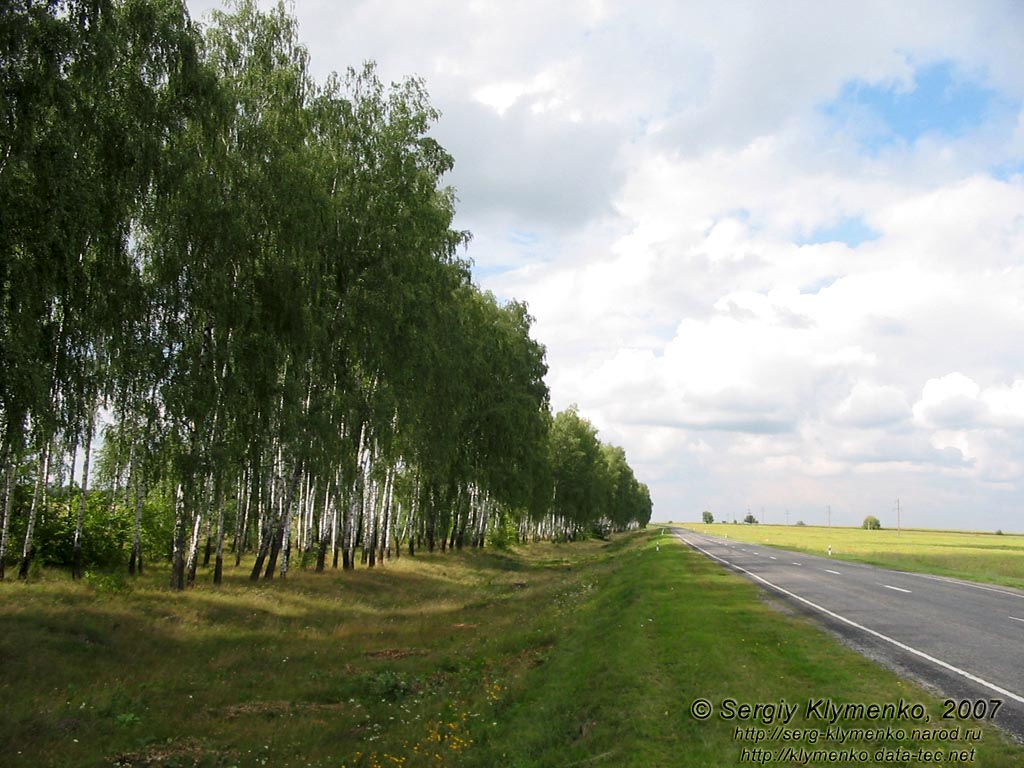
[[862, 515, 881, 530], [795, 520, 806, 526], [702, 511, 713, 524], [743, 514, 758, 524]]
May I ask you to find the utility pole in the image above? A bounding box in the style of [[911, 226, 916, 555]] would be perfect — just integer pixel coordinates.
[[786, 508, 790, 526], [827, 504, 831, 528], [896, 498, 901, 537]]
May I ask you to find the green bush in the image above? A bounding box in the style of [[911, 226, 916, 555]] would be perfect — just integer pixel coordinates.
[[366, 670, 417, 701], [487, 514, 520, 550], [4, 483, 176, 572], [84, 569, 131, 594], [31, 489, 133, 567]]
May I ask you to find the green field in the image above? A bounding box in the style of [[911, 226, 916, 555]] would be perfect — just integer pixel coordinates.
[[677, 523, 1024, 589], [2, 530, 1022, 767]]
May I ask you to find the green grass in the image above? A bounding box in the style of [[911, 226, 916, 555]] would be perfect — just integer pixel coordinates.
[[2, 531, 1022, 767], [677, 523, 1024, 589]]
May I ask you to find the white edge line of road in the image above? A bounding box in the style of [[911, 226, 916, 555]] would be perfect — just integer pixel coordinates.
[[1009, 616, 1024, 624], [678, 535, 1024, 706], [899, 571, 1024, 600], [689, 529, 1024, 597], [882, 585, 912, 593], [825, 569, 842, 575]]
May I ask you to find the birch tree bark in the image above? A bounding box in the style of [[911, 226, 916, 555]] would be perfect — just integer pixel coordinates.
[[72, 412, 94, 579], [0, 456, 16, 581], [213, 477, 226, 585], [18, 439, 50, 579]]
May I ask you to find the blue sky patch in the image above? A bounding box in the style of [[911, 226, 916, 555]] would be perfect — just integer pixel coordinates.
[[823, 60, 1003, 149], [797, 215, 879, 248], [991, 160, 1024, 181]]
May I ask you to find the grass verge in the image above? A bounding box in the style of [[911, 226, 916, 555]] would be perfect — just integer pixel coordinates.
[[1, 530, 1021, 767]]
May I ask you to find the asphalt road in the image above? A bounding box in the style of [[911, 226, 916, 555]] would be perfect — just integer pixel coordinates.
[[672, 528, 1024, 742]]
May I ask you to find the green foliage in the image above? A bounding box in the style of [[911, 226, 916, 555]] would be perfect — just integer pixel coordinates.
[[4, 482, 172, 570], [487, 513, 520, 550], [743, 513, 758, 524], [84, 569, 131, 595], [863, 515, 882, 530], [702, 510, 714, 524], [0, 0, 653, 580], [114, 712, 141, 728], [366, 670, 418, 701], [35, 490, 132, 567]]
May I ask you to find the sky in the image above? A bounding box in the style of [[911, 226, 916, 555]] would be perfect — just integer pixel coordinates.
[[187, 0, 1024, 531]]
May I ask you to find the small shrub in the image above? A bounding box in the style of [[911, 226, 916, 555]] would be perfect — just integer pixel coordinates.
[[367, 670, 416, 701], [115, 712, 141, 727], [84, 569, 130, 594]]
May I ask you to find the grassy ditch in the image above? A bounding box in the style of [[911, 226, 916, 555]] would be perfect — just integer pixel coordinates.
[[679, 523, 1024, 589], [1, 530, 1021, 767]]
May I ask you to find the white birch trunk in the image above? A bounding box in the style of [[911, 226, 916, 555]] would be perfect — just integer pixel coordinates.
[[378, 466, 393, 563], [185, 508, 203, 587], [214, 478, 226, 585], [330, 491, 339, 568], [171, 483, 186, 590], [72, 413, 94, 579], [315, 480, 332, 572], [234, 468, 251, 566], [277, 462, 302, 579], [0, 458, 16, 580], [18, 440, 50, 579], [130, 471, 146, 575]]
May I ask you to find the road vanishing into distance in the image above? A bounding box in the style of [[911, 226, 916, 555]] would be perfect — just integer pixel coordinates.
[[672, 528, 1024, 742]]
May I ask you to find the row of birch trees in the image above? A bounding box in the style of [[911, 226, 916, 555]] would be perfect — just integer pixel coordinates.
[[0, 0, 651, 587]]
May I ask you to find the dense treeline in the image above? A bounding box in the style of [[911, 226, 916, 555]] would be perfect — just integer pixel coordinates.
[[0, 0, 651, 586]]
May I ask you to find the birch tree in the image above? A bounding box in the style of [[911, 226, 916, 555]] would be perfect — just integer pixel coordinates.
[[1, 0, 202, 577]]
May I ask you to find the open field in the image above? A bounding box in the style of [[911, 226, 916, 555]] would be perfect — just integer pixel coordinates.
[[2, 530, 1023, 767], [676, 523, 1024, 590]]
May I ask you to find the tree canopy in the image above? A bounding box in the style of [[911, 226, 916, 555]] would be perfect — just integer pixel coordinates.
[[0, 0, 651, 584]]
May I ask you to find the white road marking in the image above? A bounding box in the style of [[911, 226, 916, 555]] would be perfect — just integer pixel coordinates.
[[792, 562, 802, 566], [1009, 616, 1024, 624], [825, 569, 842, 575], [677, 535, 1024, 706], [769, 556, 777, 560], [901, 572, 1024, 600], [883, 585, 912, 594]]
